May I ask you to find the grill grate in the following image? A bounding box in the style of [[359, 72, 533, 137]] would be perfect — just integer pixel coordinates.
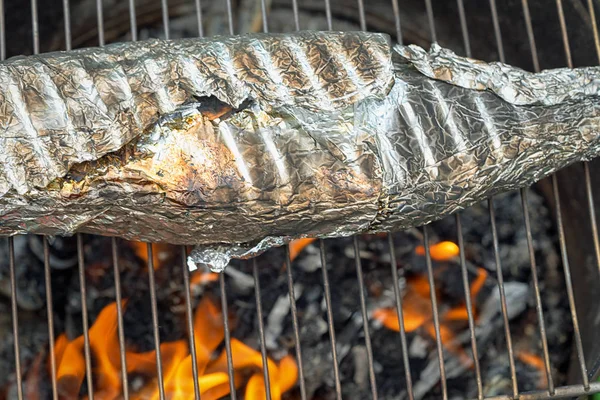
[[2, 0, 600, 399]]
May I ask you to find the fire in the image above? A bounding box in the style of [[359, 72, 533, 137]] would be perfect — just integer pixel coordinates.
[[130, 242, 189, 271], [288, 238, 317, 261], [416, 241, 460, 261], [54, 334, 85, 398], [190, 270, 219, 286], [50, 296, 297, 399], [373, 267, 487, 363], [131, 241, 219, 287], [517, 350, 548, 389]]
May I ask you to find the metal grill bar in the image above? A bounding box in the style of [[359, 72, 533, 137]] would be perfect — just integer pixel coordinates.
[[387, 234, 415, 400], [450, 10, 484, 398], [0, 0, 5, 60], [553, 0, 592, 387], [555, 0, 572, 69], [520, 0, 540, 72], [9, 237, 23, 400], [488, 0, 504, 63], [111, 238, 130, 399], [218, 273, 237, 400], [484, 2, 521, 398], [324, 0, 333, 30], [77, 234, 95, 399], [357, 0, 366, 31], [552, 175, 589, 388], [456, 0, 471, 57], [161, 0, 169, 39], [30, 0, 38, 54], [351, 7, 380, 396], [521, 189, 555, 394], [424, 0, 436, 43], [590, 0, 600, 62], [484, 6, 521, 399], [456, 214, 483, 399], [182, 5, 201, 397], [319, 239, 343, 400], [353, 236, 378, 400], [390, 0, 402, 44], [225, 0, 233, 35], [291, 0, 300, 30], [488, 199, 519, 398], [484, 381, 600, 400], [252, 8, 273, 397], [282, 4, 308, 394], [96, 0, 104, 46], [146, 243, 166, 400], [584, 162, 600, 278], [260, 0, 268, 33], [128, 0, 137, 41], [63, 0, 71, 50], [194, 0, 203, 37], [181, 246, 202, 400], [221, 6, 238, 397], [423, 226, 448, 400], [284, 244, 308, 400], [252, 258, 273, 400], [44, 237, 58, 400]]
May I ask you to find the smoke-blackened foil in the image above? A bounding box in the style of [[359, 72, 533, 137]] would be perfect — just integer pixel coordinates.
[[0, 32, 598, 271]]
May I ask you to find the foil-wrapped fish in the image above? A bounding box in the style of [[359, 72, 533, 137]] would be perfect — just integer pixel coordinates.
[[0, 31, 599, 269]]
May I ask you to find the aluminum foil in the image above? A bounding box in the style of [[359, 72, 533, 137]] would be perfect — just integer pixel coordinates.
[[0, 31, 598, 271]]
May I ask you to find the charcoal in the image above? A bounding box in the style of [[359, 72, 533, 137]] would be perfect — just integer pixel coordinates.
[[0, 301, 50, 395], [27, 235, 78, 270], [0, 236, 45, 311]]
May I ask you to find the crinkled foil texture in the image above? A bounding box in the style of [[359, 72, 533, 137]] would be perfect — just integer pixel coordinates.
[[0, 31, 599, 270]]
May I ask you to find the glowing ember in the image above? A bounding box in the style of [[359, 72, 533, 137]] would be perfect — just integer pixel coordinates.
[[373, 266, 488, 363], [129, 241, 177, 270], [416, 241, 460, 261], [517, 350, 548, 389]]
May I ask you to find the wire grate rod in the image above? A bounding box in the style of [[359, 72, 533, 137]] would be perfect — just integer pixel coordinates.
[[320, 239, 343, 400]]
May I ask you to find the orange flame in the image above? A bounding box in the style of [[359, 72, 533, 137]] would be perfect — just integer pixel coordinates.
[[416, 241, 460, 261], [246, 373, 268, 400], [288, 238, 317, 261], [55, 335, 86, 398], [50, 295, 297, 399], [90, 302, 126, 398], [54, 334, 85, 398]]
